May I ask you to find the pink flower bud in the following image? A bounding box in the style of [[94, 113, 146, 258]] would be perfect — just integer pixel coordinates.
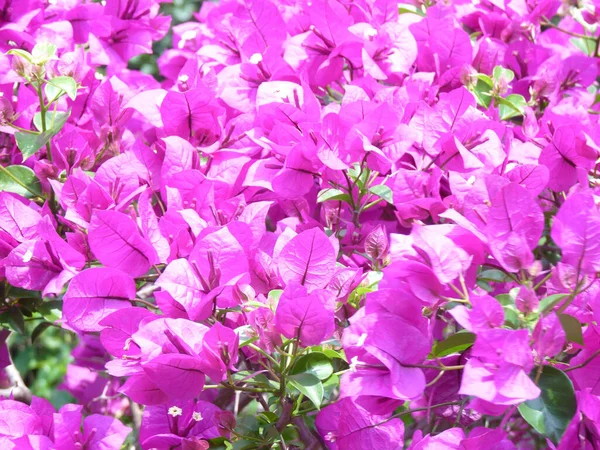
[[364, 225, 389, 261]]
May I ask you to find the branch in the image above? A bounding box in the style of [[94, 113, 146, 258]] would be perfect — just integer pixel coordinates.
[[0, 363, 32, 404]]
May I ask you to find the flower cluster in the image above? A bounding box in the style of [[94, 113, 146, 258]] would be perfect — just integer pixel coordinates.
[[0, 0, 599, 448]]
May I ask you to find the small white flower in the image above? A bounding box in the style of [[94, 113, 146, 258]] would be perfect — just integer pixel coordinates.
[[168, 406, 183, 417], [22, 248, 34, 263], [357, 332, 368, 346], [192, 411, 203, 421], [249, 53, 263, 64]]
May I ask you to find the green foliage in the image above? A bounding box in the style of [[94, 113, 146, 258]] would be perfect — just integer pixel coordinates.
[[10, 324, 76, 408], [0, 165, 43, 199], [432, 332, 476, 358], [518, 366, 577, 444]]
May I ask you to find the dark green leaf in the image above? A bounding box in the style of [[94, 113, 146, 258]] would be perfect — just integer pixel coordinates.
[[322, 348, 346, 361], [291, 352, 334, 380], [432, 332, 476, 357], [558, 314, 583, 345], [0, 308, 25, 334], [322, 373, 339, 401], [518, 366, 577, 444], [539, 294, 569, 313], [288, 373, 323, 409], [31, 322, 53, 343], [369, 185, 393, 203], [0, 165, 42, 199], [478, 269, 509, 283]]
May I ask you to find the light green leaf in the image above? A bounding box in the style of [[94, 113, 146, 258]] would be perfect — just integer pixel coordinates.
[[31, 42, 57, 65], [518, 366, 577, 444], [539, 294, 569, 313], [6, 49, 33, 63], [498, 94, 527, 120], [291, 352, 334, 380], [0, 165, 43, 198], [288, 373, 324, 409], [493, 66, 515, 83], [503, 305, 520, 328], [369, 184, 393, 203], [15, 132, 53, 161], [45, 76, 78, 101], [317, 188, 351, 204], [33, 110, 70, 134]]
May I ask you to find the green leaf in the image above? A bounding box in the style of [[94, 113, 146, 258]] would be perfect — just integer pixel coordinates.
[[0, 165, 43, 199], [291, 352, 334, 380], [288, 373, 323, 409], [503, 305, 520, 328], [478, 269, 509, 283], [31, 42, 57, 65], [398, 4, 425, 16], [17, 110, 70, 160], [558, 314, 583, 345], [432, 332, 476, 357], [518, 366, 577, 444], [369, 184, 393, 203], [31, 322, 53, 343], [493, 66, 515, 83], [322, 373, 340, 401], [0, 308, 25, 334], [498, 94, 527, 120], [6, 49, 33, 63], [322, 348, 346, 361], [468, 76, 493, 109], [33, 110, 70, 134], [317, 188, 351, 204], [539, 294, 569, 313], [45, 76, 78, 101], [474, 73, 494, 88], [235, 325, 259, 348], [15, 131, 53, 161], [496, 288, 519, 306]]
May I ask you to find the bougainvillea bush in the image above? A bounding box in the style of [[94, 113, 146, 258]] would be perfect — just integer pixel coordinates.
[[2, 0, 600, 448]]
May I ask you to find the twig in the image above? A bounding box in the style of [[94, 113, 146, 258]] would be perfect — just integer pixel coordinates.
[[565, 348, 600, 372]]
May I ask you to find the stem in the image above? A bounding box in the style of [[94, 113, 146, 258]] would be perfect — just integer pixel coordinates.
[[565, 348, 600, 372], [37, 87, 52, 163], [534, 363, 544, 384], [533, 272, 553, 291], [541, 20, 589, 39], [426, 370, 446, 387], [376, 401, 462, 426], [404, 363, 465, 371], [132, 298, 159, 310], [7, 123, 39, 134], [247, 343, 281, 369]]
